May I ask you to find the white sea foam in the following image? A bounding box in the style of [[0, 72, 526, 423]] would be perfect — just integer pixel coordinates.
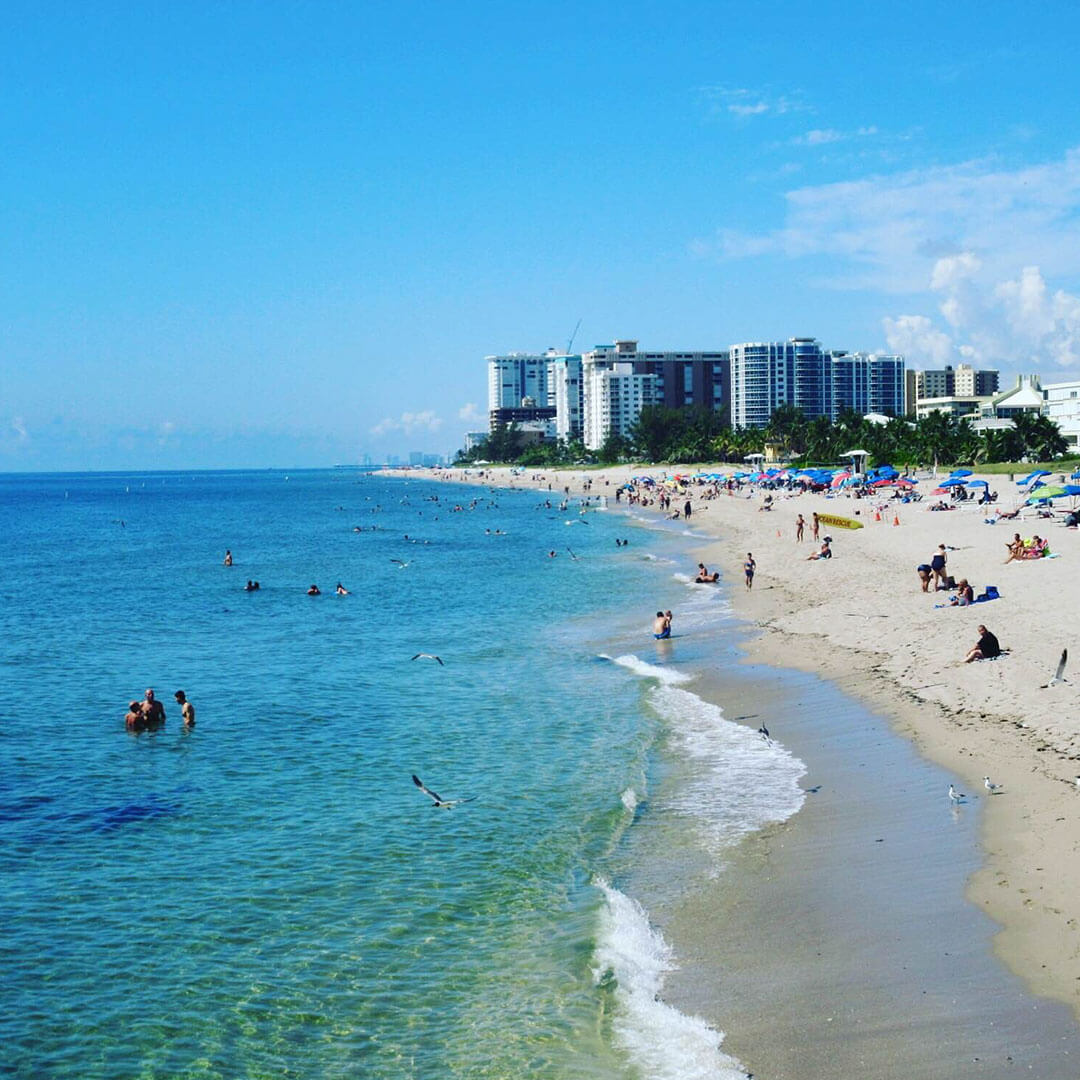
[[592, 879, 748, 1080], [648, 684, 806, 857], [672, 571, 692, 583], [620, 787, 639, 812], [610, 654, 694, 685]]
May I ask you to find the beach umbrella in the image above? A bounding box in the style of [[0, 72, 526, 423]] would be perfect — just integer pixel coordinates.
[[949, 469, 974, 477], [830, 472, 851, 488], [1065, 485, 1080, 497], [1026, 486, 1066, 503], [1018, 470, 1052, 485], [939, 477, 966, 487], [896, 478, 917, 488], [965, 479, 988, 489]]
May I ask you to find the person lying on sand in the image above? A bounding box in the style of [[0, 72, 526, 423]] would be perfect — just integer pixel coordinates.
[[695, 562, 719, 583]]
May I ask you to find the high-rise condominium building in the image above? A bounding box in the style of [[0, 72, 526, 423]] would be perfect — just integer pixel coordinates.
[[730, 340, 905, 427], [579, 340, 730, 449], [914, 364, 999, 401], [548, 355, 585, 441], [487, 350, 560, 425]]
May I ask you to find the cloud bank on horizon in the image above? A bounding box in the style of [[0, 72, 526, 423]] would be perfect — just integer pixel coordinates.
[[713, 146, 1080, 376]]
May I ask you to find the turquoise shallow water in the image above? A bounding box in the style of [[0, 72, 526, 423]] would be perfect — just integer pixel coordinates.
[[2, 470, 766, 1079]]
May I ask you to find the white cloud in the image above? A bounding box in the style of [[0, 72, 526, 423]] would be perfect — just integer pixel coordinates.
[[157, 420, 176, 446], [11, 417, 28, 443], [882, 315, 954, 366], [699, 86, 811, 120], [882, 260, 1080, 372], [370, 410, 443, 438], [715, 146, 1080, 293], [458, 402, 482, 423]]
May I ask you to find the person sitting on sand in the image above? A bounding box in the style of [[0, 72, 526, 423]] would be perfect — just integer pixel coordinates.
[[307, 584, 321, 595], [653, 611, 671, 639], [949, 579, 974, 606], [965, 624, 1001, 663], [696, 562, 719, 583], [1005, 533, 1024, 561], [807, 539, 832, 560]]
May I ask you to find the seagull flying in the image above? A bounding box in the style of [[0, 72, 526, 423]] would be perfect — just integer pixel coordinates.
[[758, 723, 771, 743], [412, 774, 477, 809], [564, 519, 589, 526], [984, 776, 1002, 794], [411, 653, 444, 666], [948, 784, 965, 804], [390, 559, 411, 568]]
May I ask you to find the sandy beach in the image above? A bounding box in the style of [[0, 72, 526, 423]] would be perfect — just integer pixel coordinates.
[[392, 462, 1080, 1024]]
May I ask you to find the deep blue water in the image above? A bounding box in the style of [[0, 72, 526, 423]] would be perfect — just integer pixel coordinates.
[[1, 470, 785, 1079]]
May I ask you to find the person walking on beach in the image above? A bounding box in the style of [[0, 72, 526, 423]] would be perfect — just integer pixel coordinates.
[[796, 514, 805, 542], [174, 690, 195, 727], [812, 512, 820, 541], [744, 552, 756, 589], [684, 499, 692, 520]]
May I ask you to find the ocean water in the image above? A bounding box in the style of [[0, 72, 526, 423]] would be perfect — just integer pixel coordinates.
[[0, 470, 806, 1079]]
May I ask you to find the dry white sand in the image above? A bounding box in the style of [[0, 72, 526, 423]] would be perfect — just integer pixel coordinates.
[[394, 462, 1080, 1019]]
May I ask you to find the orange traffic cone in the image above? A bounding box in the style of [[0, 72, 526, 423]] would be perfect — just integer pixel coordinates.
[[874, 510, 881, 522], [893, 513, 900, 526], [776, 529, 781, 538]]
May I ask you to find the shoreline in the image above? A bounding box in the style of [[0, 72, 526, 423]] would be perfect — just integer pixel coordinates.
[[384, 464, 1080, 1021]]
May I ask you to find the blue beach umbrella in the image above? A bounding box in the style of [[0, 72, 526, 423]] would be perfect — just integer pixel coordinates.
[[949, 469, 974, 477], [939, 477, 966, 487]]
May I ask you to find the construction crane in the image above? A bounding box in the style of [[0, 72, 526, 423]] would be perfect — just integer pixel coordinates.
[[566, 318, 582, 354]]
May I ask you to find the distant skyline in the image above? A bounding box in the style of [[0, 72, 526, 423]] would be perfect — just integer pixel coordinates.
[[4, 3, 1080, 469]]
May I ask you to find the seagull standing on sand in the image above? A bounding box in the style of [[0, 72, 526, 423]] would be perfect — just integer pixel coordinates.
[[411, 653, 444, 666], [984, 776, 1002, 794], [948, 784, 965, 804], [411, 774, 477, 809], [1045, 648, 1069, 687]]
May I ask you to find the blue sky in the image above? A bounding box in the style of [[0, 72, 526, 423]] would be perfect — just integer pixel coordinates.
[[4, 1, 1080, 468]]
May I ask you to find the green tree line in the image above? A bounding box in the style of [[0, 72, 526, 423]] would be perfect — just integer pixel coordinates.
[[457, 405, 1069, 469]]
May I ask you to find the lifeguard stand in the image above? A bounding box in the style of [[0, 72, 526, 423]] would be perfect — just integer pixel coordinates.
[[841, 449, 869, 478]]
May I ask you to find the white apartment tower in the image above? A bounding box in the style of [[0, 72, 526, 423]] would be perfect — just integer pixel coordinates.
[[486, 351, 556, 413], [582, 341, 659, 450], [548, 355, 585, 441]]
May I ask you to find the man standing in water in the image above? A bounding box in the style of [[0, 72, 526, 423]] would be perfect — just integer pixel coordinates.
[[174, 690, 195, 727], [223, 549, 233, 566], [142, 688, 166, 725]]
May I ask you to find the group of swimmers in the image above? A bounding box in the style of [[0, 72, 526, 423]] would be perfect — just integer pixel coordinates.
[[124, 688, 194, 730]]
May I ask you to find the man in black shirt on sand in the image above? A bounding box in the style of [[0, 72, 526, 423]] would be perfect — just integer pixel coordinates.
[[965, 625, 1001, 663]]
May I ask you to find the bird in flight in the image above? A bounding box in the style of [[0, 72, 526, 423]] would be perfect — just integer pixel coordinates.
[[564, 519, 589, 526], [984, 776, 1003, 794], [390, 558, 411, 568], [758, 723, 771, 743], [1042, 648, 1069, 688], [412, 774, 477, 809], [411, 653, 444, 665]]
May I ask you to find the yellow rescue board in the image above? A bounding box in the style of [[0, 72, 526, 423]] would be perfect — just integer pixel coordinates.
[[815, 512, 864, 530]]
